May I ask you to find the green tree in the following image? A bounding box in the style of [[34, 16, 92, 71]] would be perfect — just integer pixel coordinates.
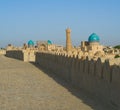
[[114, 45, 120, 49]]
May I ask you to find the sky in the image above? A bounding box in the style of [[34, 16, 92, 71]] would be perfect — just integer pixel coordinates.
[[0, 0, 120, 47]]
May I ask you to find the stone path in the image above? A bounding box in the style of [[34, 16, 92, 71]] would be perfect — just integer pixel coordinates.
[[0, 55, 113, 110]]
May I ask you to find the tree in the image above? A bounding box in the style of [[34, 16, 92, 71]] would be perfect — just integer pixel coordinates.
[[114, 45, 120, 49]]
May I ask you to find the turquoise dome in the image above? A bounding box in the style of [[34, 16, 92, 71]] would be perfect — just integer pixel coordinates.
[[28, 40, 34, 46], [88, 33, 100, 42], [47, 40, 52, 45]]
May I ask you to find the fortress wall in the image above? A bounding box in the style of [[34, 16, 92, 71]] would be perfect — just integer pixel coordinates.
[[36, 52, 120, 109], [0, 50, 6, 55], [6, 50, 23, 61], [6, 50, 35, 62], [110, 65, 120, 107]]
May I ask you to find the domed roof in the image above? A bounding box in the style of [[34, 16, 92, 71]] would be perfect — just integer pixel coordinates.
[[88, 33, 100, 42], [28, 40, 34, 46], [47, 40, 52, 45]]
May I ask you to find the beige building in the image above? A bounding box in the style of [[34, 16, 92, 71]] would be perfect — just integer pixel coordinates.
[[37, 40, 54, 51], [36, 40, 63, 52], [6, 44, 14, 50], [81, 33, 104, 56], [0, 49, 6, 55]]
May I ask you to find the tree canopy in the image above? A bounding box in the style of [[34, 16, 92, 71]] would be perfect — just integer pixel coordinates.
[[114, 45, 120, 49]]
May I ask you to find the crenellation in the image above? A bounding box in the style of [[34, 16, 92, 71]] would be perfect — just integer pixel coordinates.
[[88, 59, 95, 75], [110, 65, 120, 108], [111, 65, 120, 85], [72, 56, 80, 85], [102, 60, 111, 83], [34, 52, 120, 108], [95, 58, 103, 78], [84, 58, 89, 74]]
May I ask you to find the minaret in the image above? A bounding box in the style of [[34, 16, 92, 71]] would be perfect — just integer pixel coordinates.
[[66, 28, 72, 52]]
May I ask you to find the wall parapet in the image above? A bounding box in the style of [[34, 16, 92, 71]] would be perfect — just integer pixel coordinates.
[[6, 50, 23, 60], [36, 52, 120, 109], [6, 50, 35, 62]]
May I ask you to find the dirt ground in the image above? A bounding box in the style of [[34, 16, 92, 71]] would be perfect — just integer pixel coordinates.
[[0, 55, 114, 110]]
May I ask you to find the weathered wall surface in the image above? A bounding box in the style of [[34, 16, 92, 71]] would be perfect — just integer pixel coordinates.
[[0, 50, 6, 55], [36, 52, 120, 109], [6, 50, 23, 61], [6, 50, 35, 62]]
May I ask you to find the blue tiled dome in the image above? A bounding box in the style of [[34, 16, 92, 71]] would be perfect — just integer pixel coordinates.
[[47, 40, 52, 45], [28, 40, 34, 46], [88, 33, 100, 42]]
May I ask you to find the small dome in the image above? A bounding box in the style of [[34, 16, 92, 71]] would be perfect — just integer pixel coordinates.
[[28, 40, 34, 46], [88, 33, 100, 42], [47, 40, 52, 45]]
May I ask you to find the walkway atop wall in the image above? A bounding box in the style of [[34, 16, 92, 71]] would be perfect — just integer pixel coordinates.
[[0, 55, 113, 110]]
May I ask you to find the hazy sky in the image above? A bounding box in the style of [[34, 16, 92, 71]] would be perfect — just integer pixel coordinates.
[[0, 0, 120, 47]]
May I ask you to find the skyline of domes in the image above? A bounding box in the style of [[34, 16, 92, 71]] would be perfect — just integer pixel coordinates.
[[88, 33, 100, 43]]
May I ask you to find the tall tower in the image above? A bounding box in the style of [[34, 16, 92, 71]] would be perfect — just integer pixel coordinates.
[[66, 28, 72, 52]]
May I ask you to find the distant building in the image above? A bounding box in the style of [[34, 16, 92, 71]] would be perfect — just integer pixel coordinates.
[[81, 33, 104, 56], [66, 28, 72, 52], [0, 49, 6, 55], [36, 40, 64, 52], [28, 40, 34, 48], [37, 40, 56, 51], [6, 44, 14, 50]]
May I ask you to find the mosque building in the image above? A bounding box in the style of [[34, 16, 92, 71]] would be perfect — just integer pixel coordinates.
[[37, 40, 63, 52], [36, 40, 54, 51], [80, 33, 104, 56], [28, 40, 34, 48]]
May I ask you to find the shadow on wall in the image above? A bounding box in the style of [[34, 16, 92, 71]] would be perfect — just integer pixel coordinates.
[[5, 50, 35, 62], [31, 62, 116, 110], [34, 52, 120, 110], [5, 50, 23, 61]]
